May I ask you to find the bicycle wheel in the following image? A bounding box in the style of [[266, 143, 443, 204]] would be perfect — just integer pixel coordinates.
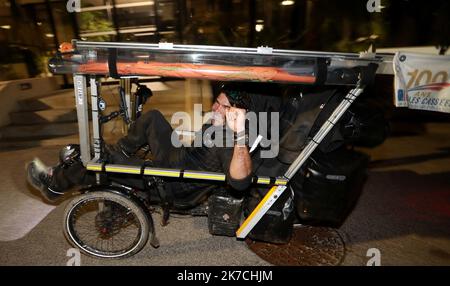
[[63, 190, 150, 259]]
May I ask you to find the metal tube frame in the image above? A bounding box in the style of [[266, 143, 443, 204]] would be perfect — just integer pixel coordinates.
[[120, 78, 133, 128], [74, 75, 91, 166], [74, 40, 388, 60], [71, 40, 394, 75], [74, 72, 367, 239], [284, 86, 365, 179], [90, 76, 102, 161]]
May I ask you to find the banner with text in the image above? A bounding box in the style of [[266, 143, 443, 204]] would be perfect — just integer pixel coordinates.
[[394, 52, 450, 113]]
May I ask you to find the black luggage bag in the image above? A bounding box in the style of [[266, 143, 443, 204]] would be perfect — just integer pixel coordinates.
[[292, 147, 369, 227]]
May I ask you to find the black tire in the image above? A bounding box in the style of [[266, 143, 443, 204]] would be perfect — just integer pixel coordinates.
[[63, 191, 150, 259]]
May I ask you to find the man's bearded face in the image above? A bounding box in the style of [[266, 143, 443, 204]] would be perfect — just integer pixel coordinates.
[[211, 93, 231, 126]]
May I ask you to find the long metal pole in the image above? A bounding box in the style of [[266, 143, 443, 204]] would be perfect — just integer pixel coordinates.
[[74, 75, 91, 166], [90, 76, 102, 161], [284, 86, 365, 179], [73, 40, 388, 58], [119, 78, 132, 133]]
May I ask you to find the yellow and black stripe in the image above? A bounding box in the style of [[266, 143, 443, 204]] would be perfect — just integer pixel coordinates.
[[86, 162, 288, 186]]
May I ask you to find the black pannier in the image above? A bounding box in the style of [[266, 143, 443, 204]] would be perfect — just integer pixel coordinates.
[[207, 189, 244, 237], [246, 187, 295, 244], [291, 147, 369, 227]]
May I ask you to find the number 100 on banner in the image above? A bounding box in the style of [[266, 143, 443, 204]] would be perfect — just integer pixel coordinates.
[[394, 52, 450, 113]]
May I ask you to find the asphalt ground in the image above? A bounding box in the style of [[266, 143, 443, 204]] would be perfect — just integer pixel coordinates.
[[0, 123, 449, 266]]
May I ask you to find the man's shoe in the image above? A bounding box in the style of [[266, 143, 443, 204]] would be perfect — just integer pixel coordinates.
[[26, 158, 63, 202]]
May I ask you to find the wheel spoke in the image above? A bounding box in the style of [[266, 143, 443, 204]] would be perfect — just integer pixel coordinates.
[[65, 195, 147, 257]]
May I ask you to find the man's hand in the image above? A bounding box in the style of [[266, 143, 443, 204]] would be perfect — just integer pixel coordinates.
[[227, 107, 252, 188], [226, 107, 246, 133]]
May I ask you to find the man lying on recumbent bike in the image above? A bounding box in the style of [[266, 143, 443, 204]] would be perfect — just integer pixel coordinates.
[[26, 83, 279, 205]]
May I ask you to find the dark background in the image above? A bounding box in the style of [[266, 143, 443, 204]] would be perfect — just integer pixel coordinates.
[[0, 0, 449, 80]]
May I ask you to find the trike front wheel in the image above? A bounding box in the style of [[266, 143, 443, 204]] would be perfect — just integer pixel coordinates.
[[63, 190, 150, 259]]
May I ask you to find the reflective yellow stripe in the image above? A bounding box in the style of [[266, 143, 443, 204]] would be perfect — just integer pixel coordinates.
[[236, 186, 277, 237], [88, 163, 288, 187], [183, 172, 226, 181], [105, 166, 141, 174], [87, 164, 102, 171], [144, 169, 180, 178], [274, 179, 287, 186], [257, 178, 271, 185]]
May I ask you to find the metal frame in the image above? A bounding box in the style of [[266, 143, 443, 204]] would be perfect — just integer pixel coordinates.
[[90, 76, 102, 161], [73, 74, 366, 238], [86, 162, 288, 186], [119, 78, 132, 133], [68, 41, 385, 239], [74, 75, 290, 187], [74, 75, 91, 165], [74, 40, 387, 60], [72, 40, 394, 75]]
